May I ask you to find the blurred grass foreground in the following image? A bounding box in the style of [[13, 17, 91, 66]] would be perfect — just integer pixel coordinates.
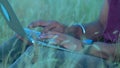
[[0, 0, 115, 68]]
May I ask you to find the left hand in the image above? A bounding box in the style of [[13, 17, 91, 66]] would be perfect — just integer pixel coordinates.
[[39, 31, 83, 51], [28, 20, 66, 33]]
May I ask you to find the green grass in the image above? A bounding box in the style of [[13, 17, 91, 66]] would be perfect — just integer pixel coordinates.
[[0, 0, 103, 44], [2, 0, 120, 68]]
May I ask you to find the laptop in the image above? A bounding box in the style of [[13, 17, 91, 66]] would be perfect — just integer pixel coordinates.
[[0, 0, 71, 52]]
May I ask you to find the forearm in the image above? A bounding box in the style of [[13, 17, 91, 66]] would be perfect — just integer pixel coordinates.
[[65, 0, 108, 39], [84, 20, 104, 39], [86, 42, 119, 61], [65, 20, 104, 39]]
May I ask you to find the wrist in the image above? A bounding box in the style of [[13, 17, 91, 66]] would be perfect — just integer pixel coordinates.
[[64, 24, 85, 39]]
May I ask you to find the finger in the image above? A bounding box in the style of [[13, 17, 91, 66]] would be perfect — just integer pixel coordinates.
[[40, 32, 61, 41], [51, 27, 64, 33], [42, 31, 61, 36], [40, 34, 63, 45], [43, 25, 55, 33], [42, 21, 59, 33], [28, 20, 49, 28], [43, 32, 65, 41], [39, 31, 58, 39]]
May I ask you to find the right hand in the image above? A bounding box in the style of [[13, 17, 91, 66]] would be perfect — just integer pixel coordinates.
[[39, 31, 83, 51], [28, 20, 66, 33]]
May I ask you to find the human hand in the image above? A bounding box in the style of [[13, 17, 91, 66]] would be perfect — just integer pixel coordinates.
[[39, 31, 83, 51], [28, 20, 66, 33]]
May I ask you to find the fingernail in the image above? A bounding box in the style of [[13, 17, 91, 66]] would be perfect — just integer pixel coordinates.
[[40, 35, 44, 38], [40, 34, 46, 38]]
